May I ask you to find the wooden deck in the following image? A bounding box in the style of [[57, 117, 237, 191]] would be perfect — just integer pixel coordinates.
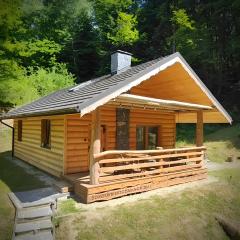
[[63, 146, 207, 203]]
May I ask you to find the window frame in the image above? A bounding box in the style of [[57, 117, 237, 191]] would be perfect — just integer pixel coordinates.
[[17, 120, 22, 142], [136, 125, 159, 150], [41, 119, 51, 149]]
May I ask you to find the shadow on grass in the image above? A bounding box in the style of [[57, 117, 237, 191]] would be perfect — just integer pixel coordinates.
[[0, 151, 46, 193]]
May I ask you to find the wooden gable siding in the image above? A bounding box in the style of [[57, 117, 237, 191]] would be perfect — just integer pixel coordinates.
[[14, 115, 64, 177]]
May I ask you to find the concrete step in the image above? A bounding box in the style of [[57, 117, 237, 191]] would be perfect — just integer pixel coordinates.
[[9, 189, 55, 209], [17, 206, 53, 220], [14, 230, 53, 240], [15, 218, 53, 234], [9, 187, 69, 209]]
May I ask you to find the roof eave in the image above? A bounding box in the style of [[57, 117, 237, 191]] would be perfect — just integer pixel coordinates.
[[79, 52, 232, 124]]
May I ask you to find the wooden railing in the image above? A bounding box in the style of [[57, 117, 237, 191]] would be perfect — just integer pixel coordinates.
[[93, 146, 206, 184]]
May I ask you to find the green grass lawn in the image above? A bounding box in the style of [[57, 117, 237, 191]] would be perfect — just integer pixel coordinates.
[[0, 129, 12, 153], [54, 124, 240, 240], [55, 167, 240, 240], [205, 124, 240, 163], [0, 152, 46, 240], [0, 124, 239, 239]]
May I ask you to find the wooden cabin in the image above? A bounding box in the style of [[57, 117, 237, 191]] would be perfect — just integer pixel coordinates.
[[0, 51, 232, 203]]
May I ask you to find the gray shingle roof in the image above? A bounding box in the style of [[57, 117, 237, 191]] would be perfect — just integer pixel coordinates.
[[0, 52, 232, 123], [1, 57, 162, 119]]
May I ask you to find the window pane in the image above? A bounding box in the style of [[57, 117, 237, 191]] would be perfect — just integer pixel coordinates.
[[46, 120, 51, 147], [136, 126, 145, 150], [147, 127, 158, 149], [18, 120, 22, 141], [41, 119, 51, 148]]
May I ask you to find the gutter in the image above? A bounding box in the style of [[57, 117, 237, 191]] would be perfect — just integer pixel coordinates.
[[0, 120, 14, 157]]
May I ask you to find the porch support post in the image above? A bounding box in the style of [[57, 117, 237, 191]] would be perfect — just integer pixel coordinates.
[[196, 110, 203, 147], [89, 108, 100, 185]]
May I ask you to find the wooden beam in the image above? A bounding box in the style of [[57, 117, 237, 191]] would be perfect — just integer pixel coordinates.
[[89, 108, 101, 185], [94, 146, 206, 159], [196, 110, 203, 146]]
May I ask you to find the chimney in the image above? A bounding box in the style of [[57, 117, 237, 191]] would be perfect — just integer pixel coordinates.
[[111, 50, 132, 75]]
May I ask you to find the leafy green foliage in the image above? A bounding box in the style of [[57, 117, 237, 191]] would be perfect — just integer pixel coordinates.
[[0, 0, 239, 119], [170, 9, 196, 53], [29, 64, 75, 98], [107, 12, 139, 46], [0, 62, 75, 106]]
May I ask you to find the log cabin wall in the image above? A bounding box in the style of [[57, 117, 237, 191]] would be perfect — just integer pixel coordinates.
[[14, 115, 64, 177], [13, 106, 176, 176], [64, 106, 175, 174], [64, 114, 91, 174], [64, 106, 117, 174], [129, 109, 176, 149]]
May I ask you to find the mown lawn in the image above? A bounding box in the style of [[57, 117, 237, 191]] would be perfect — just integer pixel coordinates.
[[55, 167, 240, 240], [205, 124, 240, 163], [0, 124, 239, 240], [0, 152, 46, 240], [55, 124, 240, 240]]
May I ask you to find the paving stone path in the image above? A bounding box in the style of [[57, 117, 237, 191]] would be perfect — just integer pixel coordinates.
[[9, 187, 68, 240]]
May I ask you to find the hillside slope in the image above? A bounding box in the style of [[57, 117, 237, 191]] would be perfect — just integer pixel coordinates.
[[205, 124, 240, 163]]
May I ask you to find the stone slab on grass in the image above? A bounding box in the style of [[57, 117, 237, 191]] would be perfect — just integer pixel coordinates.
[[9, 187, 68, 209], [15, 218, 52, 234], [17, 205, 53, 220], [14, 230, 53, 240]]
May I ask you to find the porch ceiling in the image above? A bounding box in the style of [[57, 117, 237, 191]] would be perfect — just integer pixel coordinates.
[[110, 93, 213, 112]]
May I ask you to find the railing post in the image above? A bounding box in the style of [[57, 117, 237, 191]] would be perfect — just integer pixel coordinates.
[[89, 108, 100, 185], [196, 110, 203, 147]]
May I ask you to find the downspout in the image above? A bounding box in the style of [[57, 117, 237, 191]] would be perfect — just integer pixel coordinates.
[[0, 120, 14, 157]]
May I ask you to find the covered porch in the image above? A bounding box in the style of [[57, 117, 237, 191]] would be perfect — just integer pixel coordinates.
[[65, 146, 207, 203], [65, 94, 210, 203]]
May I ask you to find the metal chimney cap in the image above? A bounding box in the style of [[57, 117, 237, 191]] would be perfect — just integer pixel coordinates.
[[111, 50, 133, 56]]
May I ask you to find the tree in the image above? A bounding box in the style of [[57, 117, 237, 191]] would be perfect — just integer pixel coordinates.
[[107, 12, 139, 46], [0, 0, 76, 107]]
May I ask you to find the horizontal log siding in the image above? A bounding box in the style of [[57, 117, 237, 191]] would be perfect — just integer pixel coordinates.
[[14, 116, 64, 177], [65, 114, 91, 174], [64, 107, 116, 174], [100, 106, 116, 150], [129, 109, 176, 149], [13, 107, 175, 176]]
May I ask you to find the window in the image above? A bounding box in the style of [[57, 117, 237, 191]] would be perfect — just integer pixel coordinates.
[[18, 120, 22, 141], [136, 126, 159, 150], [148, 127, 158, 149], [41, 119, 51, 148], [136, 126, 145, 150]]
